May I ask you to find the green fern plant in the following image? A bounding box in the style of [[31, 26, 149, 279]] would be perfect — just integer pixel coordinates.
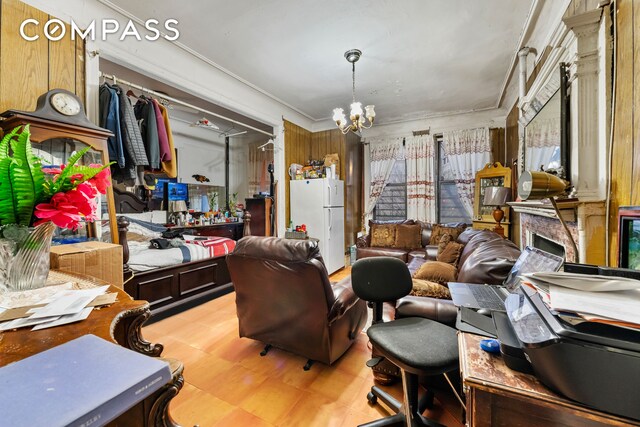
[[42, 146, 109, 198], [0, 126, 46, 226]]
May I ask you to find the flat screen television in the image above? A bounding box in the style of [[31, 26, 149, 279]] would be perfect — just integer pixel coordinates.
[[618, 206, 640, 270], [167, 182, 188, 202]]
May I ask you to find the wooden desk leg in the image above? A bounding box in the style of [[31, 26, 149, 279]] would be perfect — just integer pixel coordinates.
[[113, 304, 164, 357], [149, 361, 184, 427]]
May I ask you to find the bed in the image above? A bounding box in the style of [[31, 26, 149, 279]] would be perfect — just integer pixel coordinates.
[[114, 188, 249, 316]]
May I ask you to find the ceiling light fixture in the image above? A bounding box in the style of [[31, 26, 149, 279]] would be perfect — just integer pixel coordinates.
[[332, 49, 375, 134]]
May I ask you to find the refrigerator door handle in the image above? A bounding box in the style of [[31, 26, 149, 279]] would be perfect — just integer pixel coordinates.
[[328, 208, 332, 237]]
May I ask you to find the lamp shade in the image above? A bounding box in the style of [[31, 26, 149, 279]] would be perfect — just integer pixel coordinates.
[[172, 200, 188, 212], [518, 171, 568, 201], [483, 186, 511, 206]]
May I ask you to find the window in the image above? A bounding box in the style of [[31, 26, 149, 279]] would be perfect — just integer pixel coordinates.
[[374, 159, 407, 221], [436, 135, 472, 224]]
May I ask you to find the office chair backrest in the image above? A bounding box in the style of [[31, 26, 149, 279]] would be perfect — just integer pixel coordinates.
[[352, 257, 412, 303]]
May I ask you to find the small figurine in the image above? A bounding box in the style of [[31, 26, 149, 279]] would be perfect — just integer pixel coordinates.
[[192, 174, 210, 183]]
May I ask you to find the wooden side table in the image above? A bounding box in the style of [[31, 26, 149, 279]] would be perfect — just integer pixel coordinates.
[[459, 332, 639, 427], [0, 271, 183, 427]]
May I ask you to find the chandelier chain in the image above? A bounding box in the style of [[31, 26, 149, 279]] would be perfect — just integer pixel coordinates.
[[352, 62, 356, 103]]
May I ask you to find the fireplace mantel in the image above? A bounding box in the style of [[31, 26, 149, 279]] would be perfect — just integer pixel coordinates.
[[508, 200, 578, 222], [510, 200, 606, 264]]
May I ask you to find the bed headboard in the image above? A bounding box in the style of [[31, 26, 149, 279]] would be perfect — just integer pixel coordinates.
[[113, 187, 149, 214]]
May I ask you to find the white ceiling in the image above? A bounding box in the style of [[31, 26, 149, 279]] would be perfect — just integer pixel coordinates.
[[106, 0, 534, 124]]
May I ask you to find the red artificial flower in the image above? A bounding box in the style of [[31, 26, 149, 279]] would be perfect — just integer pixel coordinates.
[[88, 165, 112, 194], [34, 183, 99, 230], [43, 167, 62, 175], [70, 173, 84, 184]]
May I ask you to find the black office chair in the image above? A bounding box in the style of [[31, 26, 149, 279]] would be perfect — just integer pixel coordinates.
[[352, 257, 460, 427]]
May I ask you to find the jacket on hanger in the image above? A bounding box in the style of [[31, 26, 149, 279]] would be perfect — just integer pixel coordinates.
[[99, 84, 126, 168], [113, 84, 149, 167], [151, 99, 171, 162], [134, 96, 160, 169], [158, 103, 178, 178]]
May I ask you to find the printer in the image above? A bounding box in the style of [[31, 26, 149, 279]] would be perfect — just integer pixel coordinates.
[[498, 286, 640, 421]]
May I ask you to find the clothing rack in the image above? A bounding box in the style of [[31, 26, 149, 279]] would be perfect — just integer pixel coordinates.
[[99, 72, 275, 138]]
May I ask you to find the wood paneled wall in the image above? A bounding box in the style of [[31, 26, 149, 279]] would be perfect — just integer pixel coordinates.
[[0, 0, 85, 113], [284, 120, 312, 228], [284, 120, 363, 249], [609, 0, 639, 265], [489, 127, 506, 165]]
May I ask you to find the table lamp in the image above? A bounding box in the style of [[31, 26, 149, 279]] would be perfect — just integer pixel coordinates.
[[517, 170, 578, 262], [483, 187, 512, 237]]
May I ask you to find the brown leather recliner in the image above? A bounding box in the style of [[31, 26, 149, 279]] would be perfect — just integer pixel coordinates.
[[227, 236, 367, 365]]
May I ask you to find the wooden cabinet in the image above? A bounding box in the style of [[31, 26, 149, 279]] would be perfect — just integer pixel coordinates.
[[245, 197, 273, 236], [473, 162, 512, 238]]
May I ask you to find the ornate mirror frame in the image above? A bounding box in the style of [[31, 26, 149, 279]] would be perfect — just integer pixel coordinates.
[[519, 62, 570, 179]]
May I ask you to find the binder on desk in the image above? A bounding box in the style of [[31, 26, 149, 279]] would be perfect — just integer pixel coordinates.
[[0, 334, 171, 427]]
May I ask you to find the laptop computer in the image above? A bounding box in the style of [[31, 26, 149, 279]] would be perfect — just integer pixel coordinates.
[[448, 246, 564, 312]]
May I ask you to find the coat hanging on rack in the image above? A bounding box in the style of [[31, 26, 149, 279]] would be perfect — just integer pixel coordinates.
[[157, 103, 177, 178], [134, 96, 161, 170]]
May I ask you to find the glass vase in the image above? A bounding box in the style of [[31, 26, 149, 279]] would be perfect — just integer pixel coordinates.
[[5, 222, 56, 292]]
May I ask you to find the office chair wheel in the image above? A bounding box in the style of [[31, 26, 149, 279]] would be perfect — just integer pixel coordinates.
[[367, 391, 377, 405]]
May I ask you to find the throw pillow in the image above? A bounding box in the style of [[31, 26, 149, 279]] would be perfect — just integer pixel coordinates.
[[413, 261, 457, 285], [437, 233, 453, 256], [437, 241, 464, 266], [429, 224, 466, 245], [370, 224, 397, 248], [410, 278, 451, 299], [394, 224, 422, 249]]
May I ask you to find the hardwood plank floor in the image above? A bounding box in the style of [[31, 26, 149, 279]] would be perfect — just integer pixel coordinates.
[[143, 267, 464, 427]]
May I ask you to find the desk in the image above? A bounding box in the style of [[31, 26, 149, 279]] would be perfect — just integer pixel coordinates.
[[459, 332, 640, 427], [0, 271, 183, 427]]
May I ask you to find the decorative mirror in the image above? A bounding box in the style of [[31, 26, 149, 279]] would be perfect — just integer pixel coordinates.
[[522, 62, 569, 179], [474, 162, 512, 222]]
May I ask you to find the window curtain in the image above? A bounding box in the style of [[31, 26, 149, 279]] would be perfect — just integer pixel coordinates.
[[525, 116, 561, 171], [248, 141, 273, 196], [364, 137, 404, 226], [442, 127, 491, 217], [405, 135, 436, 222]]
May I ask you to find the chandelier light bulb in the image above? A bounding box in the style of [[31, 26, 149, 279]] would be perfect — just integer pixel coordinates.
[[350, 102, 363, 120], [365, 105, 376, 120], [332, 107, 345, 124]]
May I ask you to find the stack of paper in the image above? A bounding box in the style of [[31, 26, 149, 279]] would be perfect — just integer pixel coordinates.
[[0, 286, 112, 331], [521, 272, 640, 330]]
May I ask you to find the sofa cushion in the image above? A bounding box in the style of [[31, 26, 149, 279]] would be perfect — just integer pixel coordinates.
[[429, 224, 466, 245], [357, 246, 408, 263], [457, 238, 520, 285], [416, 220, 434, 248], [370, 223, 397, 248], [437, 240, 464, 266], [413, 261, 457, 285], [410, 278, 451, 299], [458, 229, 504, 267], [407, 249, 429, 263], [394, 224, 422, 249]]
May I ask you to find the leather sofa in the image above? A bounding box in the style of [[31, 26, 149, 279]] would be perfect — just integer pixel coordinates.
[[227, 236, 367, 365], [386, 228, 521, 326], [356, 220, 465, 263]]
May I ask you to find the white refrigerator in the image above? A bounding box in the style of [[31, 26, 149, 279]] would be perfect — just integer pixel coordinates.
[[290, 178, 345, 274]]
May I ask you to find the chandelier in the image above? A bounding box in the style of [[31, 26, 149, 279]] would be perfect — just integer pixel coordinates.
[[332, 49, 375, 134]]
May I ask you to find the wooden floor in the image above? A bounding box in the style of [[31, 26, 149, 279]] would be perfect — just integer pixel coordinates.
[[142, 267, 464, 427]]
